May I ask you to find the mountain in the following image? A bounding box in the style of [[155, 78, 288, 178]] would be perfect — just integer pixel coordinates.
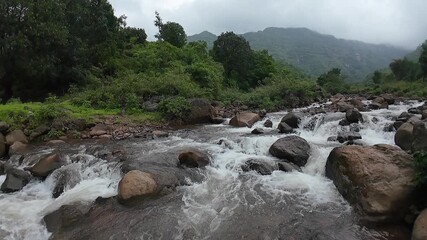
[[187, 27, 410, 82], [187, 31, 217, 49]]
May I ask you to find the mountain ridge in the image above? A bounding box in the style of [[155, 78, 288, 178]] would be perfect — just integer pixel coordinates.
[[188, 27, 411, 82]]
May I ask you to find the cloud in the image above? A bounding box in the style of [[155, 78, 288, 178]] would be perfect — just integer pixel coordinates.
[[110, 0, 427, 49]]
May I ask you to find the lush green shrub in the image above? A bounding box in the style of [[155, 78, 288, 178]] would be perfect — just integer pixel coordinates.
[[158, 96, 190, 120]]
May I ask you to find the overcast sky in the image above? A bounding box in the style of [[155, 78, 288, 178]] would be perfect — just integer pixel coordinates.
[[109, 0, 427, 49]]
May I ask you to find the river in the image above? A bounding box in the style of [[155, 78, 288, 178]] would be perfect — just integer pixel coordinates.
[[0, 100, 422, 240]]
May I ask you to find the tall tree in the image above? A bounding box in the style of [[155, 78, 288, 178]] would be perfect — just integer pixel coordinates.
[[389, 58, 420, 81], [154, 12, 186, 48], [212, 32, 253, 89], [420, 43, 427, 81]]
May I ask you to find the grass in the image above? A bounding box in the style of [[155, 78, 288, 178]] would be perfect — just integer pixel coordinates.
[[0, 100, 163, 130]]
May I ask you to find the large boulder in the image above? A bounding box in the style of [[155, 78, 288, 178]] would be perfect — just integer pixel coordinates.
[[325, 144, 415, 222], [412, 120, 427, 152], [412, 209, 427, 240], [178, 149, 210, 168], [184, 98, 214, 124], [395, 122, 415, 151], [5, 130, 28, 145], [229, 112, 261, 128], [43, 204, 90, 233], [29, 124, 50, 140], [0, 133, 5, 157], [29, 153, 67, 178], [349, 98, 365, 111], [345, 108, 363, 123], [336, 101, 353, 112], [51, 165, 81, 198], [269, 136, 311, 167], [8, 141, 28, 156], [280, 112, 302, 128], [241, 159, 278, 175], [1, 167, 32, 193], [381, 93, 395, 105], [117, 170, 157, 204]]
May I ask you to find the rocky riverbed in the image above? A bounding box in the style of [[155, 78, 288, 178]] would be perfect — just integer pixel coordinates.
[[1, 95, 427, 239]]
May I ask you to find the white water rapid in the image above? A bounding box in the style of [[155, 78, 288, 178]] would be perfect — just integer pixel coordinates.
[[0, 100, 423, 239]]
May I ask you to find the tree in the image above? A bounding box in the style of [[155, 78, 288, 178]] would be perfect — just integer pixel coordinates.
[[372, 70, 382, 84], [317, 68, 347, 94], [389, 58, 420, 81], [420, 43, 427, 81], [154, 12, 186, 48], [212, 32, 253, 89]]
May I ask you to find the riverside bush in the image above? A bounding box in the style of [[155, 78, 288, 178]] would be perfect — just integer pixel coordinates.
[[158, 96, 191, 120]]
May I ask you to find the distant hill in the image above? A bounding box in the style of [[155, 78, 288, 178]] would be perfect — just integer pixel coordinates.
[[188, 27, 410, 82], [187, 31, 217, 49]]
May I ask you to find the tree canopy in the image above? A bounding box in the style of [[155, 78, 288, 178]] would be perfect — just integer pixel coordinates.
[[420, 43, 427, 81], [154, 12, 186, 48]]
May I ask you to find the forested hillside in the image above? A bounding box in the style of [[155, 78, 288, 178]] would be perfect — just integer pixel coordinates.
[[188, 27, 410, 82]]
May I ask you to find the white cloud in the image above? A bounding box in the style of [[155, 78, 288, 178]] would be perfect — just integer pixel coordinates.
[[110, 0, 427, 49]]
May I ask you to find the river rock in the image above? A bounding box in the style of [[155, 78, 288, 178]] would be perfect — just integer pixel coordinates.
[[395, 122, 415, 151], [381, 93, 395, 105], [152, 130, 168, 138], [412, 209, 427, 240], [251, 128, 264, 134], [29, 124, 50, 140], [327, 136, 338, 142], [269, 136, 311, 167], [397, 112, 413, 122], [280, 112, 302, 128], [345, 108, 363, 123], [44, 204, 90, 233], [370, 97, 388, 109], [178, 149, 210, 168], [229, 112, 261, 128], [338, 119, 350, 126], [52, 165, 81, 198], [185, 98, 214, 124], [1, 167, 32, 192], [29, 153, 67, 178], [5, 130, 28, 145], [325, 144, 415, 222], [277, 122, 293, 133], [211, 117, 225, 124], [337, 131, 362, 143], [8, 141, 28, 156], [118, 170, 158, 203], [0, 122, 9, 134], [278, 161, 302, 172], [264, 119, 273, 128], [0, 133, 5, 157], [422, 110, 427, 120], [412, 120, 427, 152], [336, 101, 353, 112], [241, 159, 278, 175], [47, 140, 66, 145], [408, 107, 422, 114], [349, 98, 365, 111]]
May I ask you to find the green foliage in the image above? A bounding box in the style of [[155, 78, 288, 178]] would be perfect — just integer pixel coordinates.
[[420, 43, 427, 81], [372, 71, 383, 84], [154, 12, 186, 48], [389, 58, 421, 81], [414, 152, 427, 187], [158, 97, 190, 120], [317, 68, 348, 94]]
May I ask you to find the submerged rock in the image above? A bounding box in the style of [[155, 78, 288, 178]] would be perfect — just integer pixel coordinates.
[[251, 128, 264, 134], [278, 161, 302, 172], [325, 144, 415, 222], [178, 149, 210, 168], [229, 112, 261, 128], [337, 131, 362, 143], [118, 170, 158, 204], [241, 159, 277, 175], [269, 136, 310, 167]]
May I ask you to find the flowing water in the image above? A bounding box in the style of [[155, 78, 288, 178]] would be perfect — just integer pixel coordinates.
[[0, 101, 423, 240]]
